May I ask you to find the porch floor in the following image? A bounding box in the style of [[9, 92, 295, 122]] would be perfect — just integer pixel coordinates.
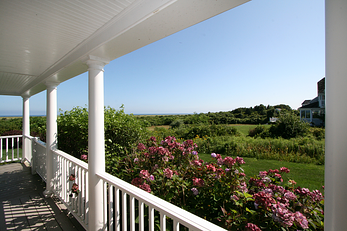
[[0, 162, 85, 231]]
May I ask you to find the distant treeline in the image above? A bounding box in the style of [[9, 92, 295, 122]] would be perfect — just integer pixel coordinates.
[[137, 104, 295, 126]]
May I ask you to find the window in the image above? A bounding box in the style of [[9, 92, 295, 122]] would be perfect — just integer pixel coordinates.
[[305, 110, 311, 119]]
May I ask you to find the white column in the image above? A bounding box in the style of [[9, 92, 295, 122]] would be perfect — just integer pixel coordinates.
[[325, 0, 347, 230], [43, 81, 59, 197], [84, 55, 109, 230], [22, 95, 30, 163]]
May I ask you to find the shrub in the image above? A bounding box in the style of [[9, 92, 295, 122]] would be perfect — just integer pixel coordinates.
[[269, 111, 310, 139], [172, 124, 239, 140], [57, 106, 149, 171], [193, 136, 325, 165], [112, 136, 324, 230], [311, 128, 325, 140], [169, 119, 185, 129], [248, 125, 269, 138]]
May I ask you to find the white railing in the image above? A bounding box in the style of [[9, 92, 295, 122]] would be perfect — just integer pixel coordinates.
[[0, 135, 22, 163], [29, 136, 227, 231], [52, 149, 89, 230], [98, 172, 227, 231], [32, 137, 47, 180]]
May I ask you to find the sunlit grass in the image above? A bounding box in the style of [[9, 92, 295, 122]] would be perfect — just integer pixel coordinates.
[[199, 154, 324, 191]]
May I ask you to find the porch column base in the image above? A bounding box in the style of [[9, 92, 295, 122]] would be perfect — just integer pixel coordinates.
[[43, 190, 54, 198]]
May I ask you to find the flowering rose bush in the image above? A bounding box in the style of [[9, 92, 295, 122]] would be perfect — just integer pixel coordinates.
[[112, 136, 324, 230]]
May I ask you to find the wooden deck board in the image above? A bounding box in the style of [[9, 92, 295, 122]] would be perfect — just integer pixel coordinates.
[[0, 163, 85, 231]]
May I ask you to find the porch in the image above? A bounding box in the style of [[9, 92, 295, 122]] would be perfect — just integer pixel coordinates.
[[0, 162, 84, 231], [1, 135, 227, 231], [1, 1, 347, 230]]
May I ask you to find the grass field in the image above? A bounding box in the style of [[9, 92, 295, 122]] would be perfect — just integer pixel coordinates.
[[147, 124, 271, 136], [228, 124, 271, 136], [199, 153, 324, 191]]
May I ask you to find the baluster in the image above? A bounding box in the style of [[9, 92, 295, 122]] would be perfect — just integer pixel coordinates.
[[0, 138, 2, 162], [103, 180, 107, 230], [149, 206, 154, 231], [139, 200, 144, 231], [85, 172, 89, 225], [17, 137, 19, 160], [81, 168, 86, 221], [6, 138, 8, 161], [108, 184, 114, 231], [160, 212, 166, 231], [173, 220, 180, 231], [58, 156, 62, 198], [115, 187, 120, 231], [130, 196, 135, 231], [122, 191, 127, 231], [11, 137, 14, 161], [78, 167, 82, 216]]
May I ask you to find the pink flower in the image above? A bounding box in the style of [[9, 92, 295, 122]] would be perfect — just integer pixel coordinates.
[[206, 164, 216, 172], [284, 191, 297, 201], [253, 190, 276, 209], [164, 168, 173, 179], [148, 175, 155, 181], [140, 170, 150, 179], [280, 167, 290, 173], [271, 203, 295, 227], [239, 181, 248, 193], [137, 143, 146, 151], [223, 156, 236, 167], [294, 187, 310, 196], [211, 153, 217, 158], [131, 177, 143, 187], [235, 156, 245, 164], [192, 177, 205, 187], [190, 160, 202, 166], [191, 187, 199, 195], [231, 194, 239, 201], [81, 154, 88, 160], [71, 183, 79, 193], [274, 173, 283, 182], [245, 223, 261, 231], [268, 169, 280, 174], [294, 211, 309, 229], [310, 189, 324, 202], [259, 171, 268, 178], [139, 183, 151, 193], [69, 174, 75, 181]]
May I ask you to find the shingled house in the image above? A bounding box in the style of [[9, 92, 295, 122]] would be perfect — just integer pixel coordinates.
[[298, 77, 325, 126]]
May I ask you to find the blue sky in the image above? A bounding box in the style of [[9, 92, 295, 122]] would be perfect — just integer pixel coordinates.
[[0, 0, 325, 116]]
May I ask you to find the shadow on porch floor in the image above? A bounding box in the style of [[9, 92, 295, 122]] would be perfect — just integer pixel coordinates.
[[0, 162, 85, 231]]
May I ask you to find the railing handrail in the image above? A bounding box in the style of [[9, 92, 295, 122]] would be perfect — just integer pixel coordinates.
[[97, 171, 227, 231], [53, 149, 88, 170], [0, 135, 22, 139]]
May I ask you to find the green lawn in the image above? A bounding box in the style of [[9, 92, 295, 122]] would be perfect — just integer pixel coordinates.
[[228, 124, 271, 136], [199, 153, 324, 191], [1, 148, 22, 162]]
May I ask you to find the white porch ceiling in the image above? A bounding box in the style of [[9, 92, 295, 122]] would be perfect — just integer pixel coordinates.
[[0, 0, 249, 97]]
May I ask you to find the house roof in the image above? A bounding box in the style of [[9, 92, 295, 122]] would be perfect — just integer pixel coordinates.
[[318, 77, 325, 94], [301, 100, 312, 106], [299, 101, 320, 109], [299, 97, 321, 109], [0, 0, 250, 97]]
